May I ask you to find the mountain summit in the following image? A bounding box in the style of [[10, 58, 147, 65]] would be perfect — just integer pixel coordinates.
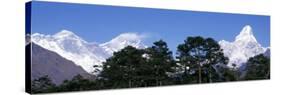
[[31, 30, 146, 75], [219, 25, 266, 67], [54, 30, 83, 39], [100, 33, 146, 54], [235, 25, 258, 45]]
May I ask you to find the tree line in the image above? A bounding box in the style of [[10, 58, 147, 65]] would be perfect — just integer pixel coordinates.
[[30, 36, 270, 93]]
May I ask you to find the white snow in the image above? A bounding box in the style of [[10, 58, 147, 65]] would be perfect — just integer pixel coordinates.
[[31, 25, 267, 73], [219, 25, 266, 67], [31, 30, 146, 75], [100, 32, 147, 54]]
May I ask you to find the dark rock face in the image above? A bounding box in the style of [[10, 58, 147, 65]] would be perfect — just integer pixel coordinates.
[[29, 43, 93, 85]]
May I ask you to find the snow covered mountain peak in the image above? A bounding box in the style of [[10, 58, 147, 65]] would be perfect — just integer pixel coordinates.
[[54, 30, 84, 40], [100, 33, 147, 54], [54, 30, 74, 36], [115, 32, 143, 40], [31, 30, 147, 75], [235, 25, 257, 43], [108, 33, 144, 45], [219, 25, 266, 67]]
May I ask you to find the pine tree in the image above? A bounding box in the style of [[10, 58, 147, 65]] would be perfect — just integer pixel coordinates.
[[100, 46, 146, 88], [176, 36, 228, 83], [145, 39, 176, 86], [204, 38, 229, 82], [243, 54, 270, 80]]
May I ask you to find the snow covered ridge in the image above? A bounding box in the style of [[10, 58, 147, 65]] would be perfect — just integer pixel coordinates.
[[100, 33, 147, 54], [31, 30, 146, 75], [219, 25, 269, 67], [31, 25, 269, 74]]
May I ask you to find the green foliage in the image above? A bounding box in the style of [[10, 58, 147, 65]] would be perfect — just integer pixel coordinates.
[[58, 75, 91, 91], [31, 75, 56, 93], [216, 64, 239, 82], [243, 54, 270, 80], [30, 36, 270, 93], [100, 40, 177, 88], [176, 36, 229, 83], [31, 75, 105, 93], [56, 74, 104, 92], [144, 40, 177, 86], [100, 46, 147, 88]]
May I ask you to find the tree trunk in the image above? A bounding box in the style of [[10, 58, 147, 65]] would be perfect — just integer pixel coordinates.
[[196, 50, 202, 83], [156, 79, 158, 86], [129, 80, 131, 88], [209, 71, 212, 83], [184, 64, 187, 76], [208, 66, 212, 83], [198, 66, 202, 83], [266, 71, 270, 79]]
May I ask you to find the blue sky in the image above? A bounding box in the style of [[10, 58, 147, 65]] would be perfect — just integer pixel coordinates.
[[30, 1, 270, 53]]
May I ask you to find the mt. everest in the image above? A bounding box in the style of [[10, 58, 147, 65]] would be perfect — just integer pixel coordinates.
[[219, 25, 269, 68], [31, 30, 146, 75]]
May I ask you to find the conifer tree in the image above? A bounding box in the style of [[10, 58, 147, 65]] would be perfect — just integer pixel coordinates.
[[244, 54, 270, 80], [177, 36, 228, 83], [100, 46, 146, 88], [145, 40, 176, 86]]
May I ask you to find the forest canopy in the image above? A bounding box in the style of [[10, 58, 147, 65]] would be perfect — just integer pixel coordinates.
[[30, 36, 270, 94]]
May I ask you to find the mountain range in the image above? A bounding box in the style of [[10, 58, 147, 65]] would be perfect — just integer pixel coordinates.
[[30, 25, 269, 75], [31, 30, 146, 75]]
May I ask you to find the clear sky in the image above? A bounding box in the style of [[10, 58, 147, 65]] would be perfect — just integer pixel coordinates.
[[30, 1, 270, 53]]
